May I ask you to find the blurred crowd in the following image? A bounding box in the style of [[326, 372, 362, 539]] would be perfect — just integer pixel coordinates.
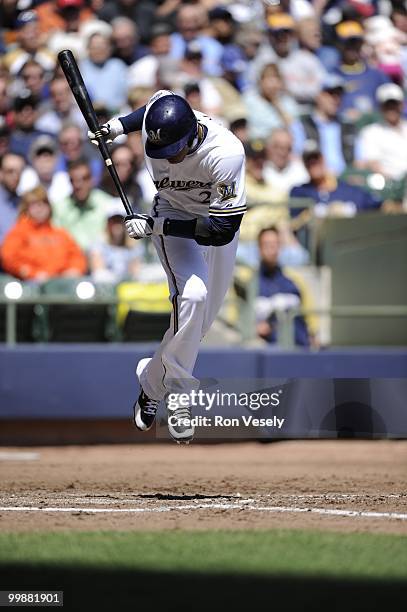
[[0, 0, 407, 346]]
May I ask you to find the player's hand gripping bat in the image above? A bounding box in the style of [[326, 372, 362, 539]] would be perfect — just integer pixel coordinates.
[[57, 49, 134, 216]]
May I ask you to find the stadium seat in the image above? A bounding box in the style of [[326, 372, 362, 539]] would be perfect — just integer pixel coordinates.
[[117, 281, 171, 342], [0, 275, 41, 343], [39, 278, 117, 343], [122, 310, 170, 342]]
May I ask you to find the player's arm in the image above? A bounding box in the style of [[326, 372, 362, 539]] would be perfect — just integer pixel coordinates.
[[165, 214, 243, 246], [87, 90, 174, 141], [125, 152, 246, 246], [87, 107, 146, 143], [125, 211, 243, 246]]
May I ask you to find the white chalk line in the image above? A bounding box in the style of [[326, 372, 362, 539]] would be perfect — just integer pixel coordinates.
[[0, 452, 39, 461], [0, 503, 407, 521]]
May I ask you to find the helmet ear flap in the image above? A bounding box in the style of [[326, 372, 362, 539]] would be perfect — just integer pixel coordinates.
[[187, 122, 198, 147]]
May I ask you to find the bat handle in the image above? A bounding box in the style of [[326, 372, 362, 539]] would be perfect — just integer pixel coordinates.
[[96, 134, 134, 217]]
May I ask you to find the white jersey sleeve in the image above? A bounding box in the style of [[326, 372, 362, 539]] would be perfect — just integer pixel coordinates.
[[207, 150, 246, 217]]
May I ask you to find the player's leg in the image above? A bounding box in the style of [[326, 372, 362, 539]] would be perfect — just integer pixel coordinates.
[[135, 231, 211, 441], [139, 232, 209, 401], [201, 232, 239, 337]]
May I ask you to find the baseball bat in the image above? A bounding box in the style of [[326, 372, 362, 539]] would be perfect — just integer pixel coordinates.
[[57, 49, 134, 216]]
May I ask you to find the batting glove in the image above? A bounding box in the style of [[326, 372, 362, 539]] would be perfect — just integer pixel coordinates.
[[87, 118, 124, 146], [125, 214, 165, 240]]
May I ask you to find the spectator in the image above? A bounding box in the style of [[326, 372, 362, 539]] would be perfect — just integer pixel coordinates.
[[52, 158, 113, 251], [251, 13, 326, 106], [250, 12, 297, 79], [111, 16, 146, 66], [235, 24, 263, 65], [270, 14, 327, 107], [264, 128, 308, 195], [244, 140, 287, 209], [80, 32, 128, 112], [55, 122, 102, 184], [255, 226, 312, 347], [220, 44, 249, 93], [128, 22, 172, 89], [127, 86, 155, 112], [35, 0, 94, 38], [1, 185, 86, 281], [183, 77, 245, 128], [20, 135, 72, 202], [0, 121, 11, 158], [97, 0, 156, 45], [391, 2, 407, 34], [296, 16, 339, 72], [290, 141, 381, 226], [229, 117, 249, 144], [0, 77, 11, 122], [45, 6, 103, 60], [169, 3, 223, 76], [99, 143, 144, 212], [208, 6, 237, 46], [183, 82, 203, 112], [2, 11, 56, 76], [9, 91, 53, 161], [292, 75, 358, 176], [0, 0, 20, 46], [119, 88, 156, 202], [364, 15, 405, 84], [238, 140, 290, 263], [356, 84, 407, 180], [0, 152, 25, 245], [333, 20, 390, 121], [18, 59, 48, 102], [35, 76, 85, 135], [89, 201, 142, 283], [244, 63, 299, 139], [170, 41, 222, 118], [262, 0, 316, 22]]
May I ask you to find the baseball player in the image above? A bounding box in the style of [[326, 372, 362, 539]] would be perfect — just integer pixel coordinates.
[[89, 90, 246, 443]]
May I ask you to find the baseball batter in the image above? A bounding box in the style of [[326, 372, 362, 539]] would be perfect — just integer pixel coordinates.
[[90, 90, 246, 443]]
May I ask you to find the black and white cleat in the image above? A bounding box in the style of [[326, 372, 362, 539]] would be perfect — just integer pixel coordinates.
[[133, 389, 159, 431], [167, 405, 195, 444]]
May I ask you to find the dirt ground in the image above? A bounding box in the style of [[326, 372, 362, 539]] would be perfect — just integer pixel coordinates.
[[1, 440, 407, 534]]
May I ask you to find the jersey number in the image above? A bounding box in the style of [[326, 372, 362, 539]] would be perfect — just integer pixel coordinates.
[[199, 190, 211, 204]]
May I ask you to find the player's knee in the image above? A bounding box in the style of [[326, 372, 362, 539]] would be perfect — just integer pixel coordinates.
[[183, 275, 208, 304]]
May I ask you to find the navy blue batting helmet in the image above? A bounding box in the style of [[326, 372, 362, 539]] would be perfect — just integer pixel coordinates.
[[145, 94, 197, 159]]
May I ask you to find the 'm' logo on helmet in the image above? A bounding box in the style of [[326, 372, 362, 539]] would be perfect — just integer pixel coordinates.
[[145, 93, 197, 159], [148, 128, 162, 142]]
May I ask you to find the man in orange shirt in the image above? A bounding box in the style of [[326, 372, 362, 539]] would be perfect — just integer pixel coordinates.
[[1, 185, 87, 281], [35, 0, 94, 38]]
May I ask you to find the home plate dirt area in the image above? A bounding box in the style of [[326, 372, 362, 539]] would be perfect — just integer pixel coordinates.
[[1, 440, 407, 534]]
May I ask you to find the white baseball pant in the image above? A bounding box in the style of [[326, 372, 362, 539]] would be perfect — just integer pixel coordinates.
[[138, 199, 238, 401]]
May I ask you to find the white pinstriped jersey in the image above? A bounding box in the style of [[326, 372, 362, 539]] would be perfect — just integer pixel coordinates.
[[142, 91, 246, 219]]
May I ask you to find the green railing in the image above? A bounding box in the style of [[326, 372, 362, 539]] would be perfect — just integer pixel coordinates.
[[2, 294, 407, 347], [275, 306, 407, 349]]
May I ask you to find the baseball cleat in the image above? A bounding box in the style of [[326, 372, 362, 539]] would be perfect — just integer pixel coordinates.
[[167, 405, 195, 444], [133, 388, 159, 431]]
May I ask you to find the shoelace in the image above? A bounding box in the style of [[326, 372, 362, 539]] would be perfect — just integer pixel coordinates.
[[172, 407, 192, 422], [143, 398, 158, 416]]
